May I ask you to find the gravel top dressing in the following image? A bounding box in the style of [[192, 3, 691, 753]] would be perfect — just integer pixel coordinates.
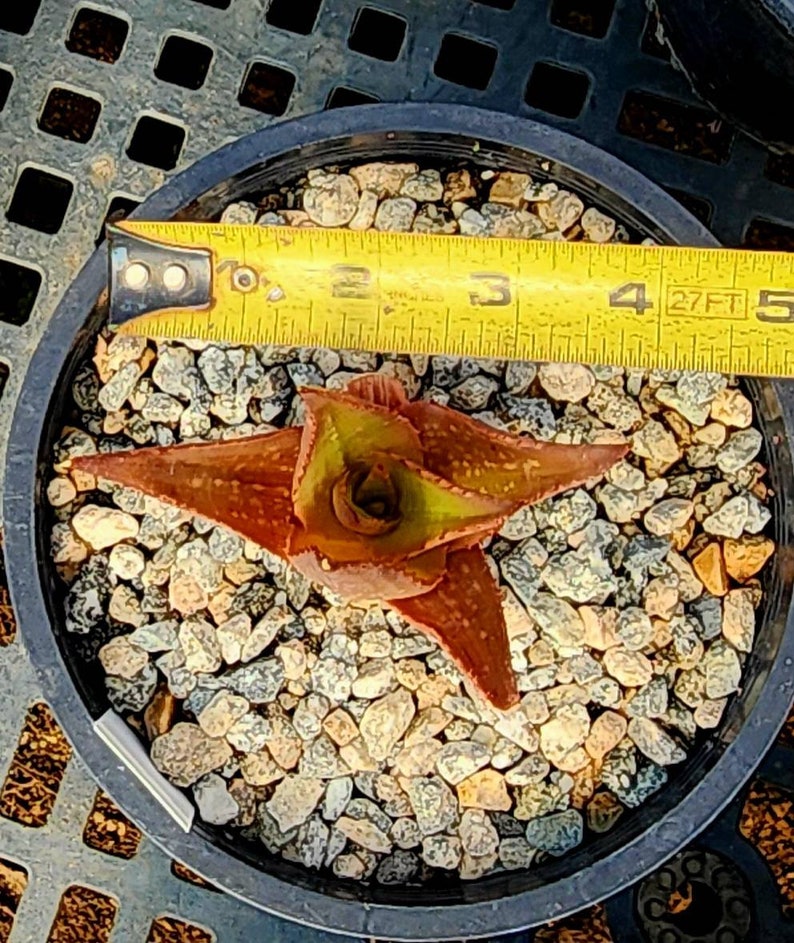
[[49, 160, 773, 886]]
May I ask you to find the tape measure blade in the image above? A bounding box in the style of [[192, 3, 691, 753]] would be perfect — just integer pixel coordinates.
[[107, 223, 794, 379]]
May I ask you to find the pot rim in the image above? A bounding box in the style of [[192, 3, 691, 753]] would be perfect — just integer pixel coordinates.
[[4, 103, 794, 940]]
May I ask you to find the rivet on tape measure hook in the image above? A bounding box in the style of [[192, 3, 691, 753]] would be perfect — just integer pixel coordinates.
[[107, 221, 794, 378]]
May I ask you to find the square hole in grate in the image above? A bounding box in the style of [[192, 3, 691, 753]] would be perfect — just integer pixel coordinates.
[[171, 860, 220, 891], [434, 33, 497, 90], [0, 856, 28, 942], [47, 885, 117, 942], [640, 8, 670, 59], [0, 525, 17, 646], [7, 167, 73, 234], [39, 86, 101, 143], [0, 68, 12, 111], [239, 61, 295, 115], [550, 0, 616, 38], [744, 218, 794, 251], [0, 0, 41, 35], [0, 258, 40, 326], [664, 187, 713, 226], [127, 115, 186, 170], [266, 0, 322, 34], [156, 35, 214, 90], [740, 780, 794, 917], [618, 89, 734, 164], [83, 791, 142, 859], [97, 194, 141, 245], [765, 152, 794, 190], [0, 703, 72, 828], [348, 7, 406, 61], [147, 916, 214, 943], [66, 7, 129, 63], [326, 85, 379, 108], [525, 61, 590, 118]]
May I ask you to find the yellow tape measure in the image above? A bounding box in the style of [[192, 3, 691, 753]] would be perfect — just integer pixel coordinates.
[[109, 220, 794, 377]]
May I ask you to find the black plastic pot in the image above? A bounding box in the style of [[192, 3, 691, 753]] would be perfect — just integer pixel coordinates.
[[4, 103, 794, 940], [655, 0, 794, 152]]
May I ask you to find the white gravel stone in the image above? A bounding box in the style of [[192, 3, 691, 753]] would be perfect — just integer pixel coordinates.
[[459, 809, 499, 858], [537, 363, 594, 402], [435, 741, 490, 785], [403, 776, 458, 835], [524, 809, 583, 856], [217, 613, 252, 665], [360, 689, 415, 761], [98, 636, 149, 680], [643, 498, 694, 536], [421, 834, 462, 870], [603, 648, 653, 687], [108, 544, 145, 580], [322, 776, 353, 821], [615, 607, 655, 650], [336, 815, 392, 854], [581, 207, 616, 243], [221, 202, 257, 224], [303, 174, 359, 227], [267, 776, 326, 832], [193, 773, 239, 825], [716, 429, 763, 474], [226, 713, 271, 753], [197, 691, 250, 738], [703, 494, 770, 538], [401, 170, 444, 202], [722, 589, 756, 652], [352, 659, 395, 699], [179, 619, 222, 673], [628, 717, 686, 766], [499, 836, 536, 869], [539, 704, 591, 768], [151, 723, 232, 788], [526, 594, 585, 649], [72, 505, 139, 550], [702, 640, 742, 698], [374, 197, 417, 232]]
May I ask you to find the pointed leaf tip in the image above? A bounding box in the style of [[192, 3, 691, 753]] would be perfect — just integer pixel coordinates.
[[344, 373, 409, 409], [389, 546, 519, 710], [403, 399, 627, 504], [69, 428, 302, 557]]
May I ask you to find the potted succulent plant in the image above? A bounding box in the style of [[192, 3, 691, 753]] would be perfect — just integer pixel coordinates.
[[4, 104, 794, 940], [68, 373, 627, 710]]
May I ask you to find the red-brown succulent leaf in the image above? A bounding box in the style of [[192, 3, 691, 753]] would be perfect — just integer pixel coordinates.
[[402, 398, 628, 504], [289, 544, 448, 602], [389, 545, 519, 710], [293, 385, 423, 506], [344, 373, 409, 410], [68, 428, 301, 557]]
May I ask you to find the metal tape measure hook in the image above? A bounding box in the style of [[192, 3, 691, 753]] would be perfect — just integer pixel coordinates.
[[107, 223, 213, 327]]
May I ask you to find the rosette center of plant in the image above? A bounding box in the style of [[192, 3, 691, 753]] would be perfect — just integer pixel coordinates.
[[332, 461, 402, 536]]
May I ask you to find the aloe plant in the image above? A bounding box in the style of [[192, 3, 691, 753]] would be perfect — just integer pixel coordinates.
[[71, 372, 626, 709]]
